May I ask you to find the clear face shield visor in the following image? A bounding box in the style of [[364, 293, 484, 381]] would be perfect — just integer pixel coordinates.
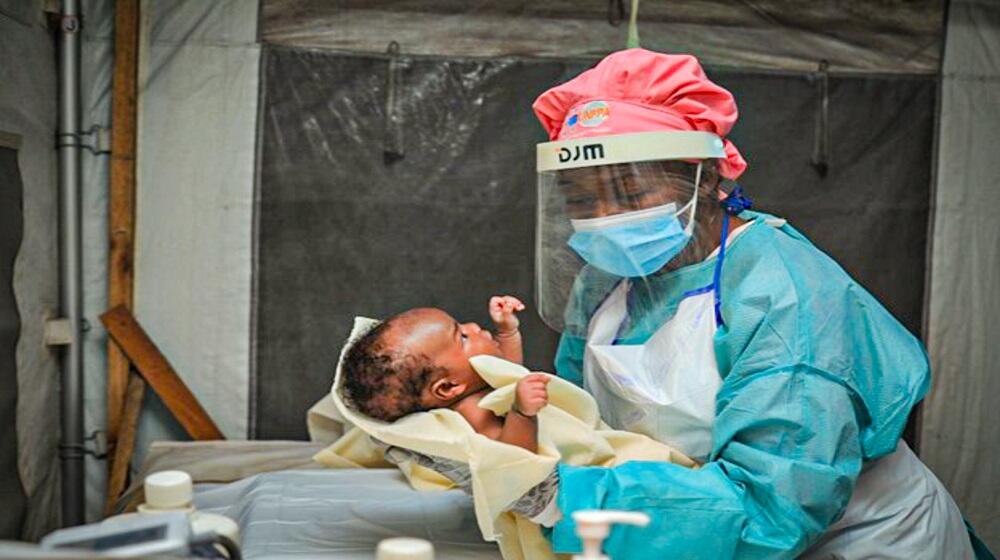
[[535, 131, 727, 334]]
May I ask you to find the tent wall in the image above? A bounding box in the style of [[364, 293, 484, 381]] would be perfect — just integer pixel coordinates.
[[7, 0, 991, 544], [79, 0, 113, 524], [0, 144, 28, 538], [923, 0, 1000, 551], [76, 0, 261, 521], [0, 0, 62, 540], [253, 48, 936, 440], [130, 0, 259, 461]]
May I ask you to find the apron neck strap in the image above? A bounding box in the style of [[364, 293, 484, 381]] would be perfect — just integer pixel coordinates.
[[713, 213, 731, 328], [713, 184, 752, 327]]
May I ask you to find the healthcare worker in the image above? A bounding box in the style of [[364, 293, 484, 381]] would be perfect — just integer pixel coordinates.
[[530, 49, 992, 559]]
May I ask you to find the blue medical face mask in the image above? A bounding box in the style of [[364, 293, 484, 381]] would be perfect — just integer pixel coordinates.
[[567, 195, 697, 278]]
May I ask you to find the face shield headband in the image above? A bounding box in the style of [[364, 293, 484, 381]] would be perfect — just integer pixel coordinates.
[[536, 130, 726, 174]]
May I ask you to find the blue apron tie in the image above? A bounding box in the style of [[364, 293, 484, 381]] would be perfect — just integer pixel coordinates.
[[713, 185, 753, 327]]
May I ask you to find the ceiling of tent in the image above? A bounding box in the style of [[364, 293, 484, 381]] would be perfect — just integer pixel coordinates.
[[261, 0, 945, 74]]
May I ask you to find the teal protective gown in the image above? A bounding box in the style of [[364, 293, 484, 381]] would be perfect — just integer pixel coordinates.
[[550, 212, 934, 558]]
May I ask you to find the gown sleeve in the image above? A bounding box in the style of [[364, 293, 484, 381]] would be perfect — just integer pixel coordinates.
[[554, 333, 586, 387], [549, 365, 864, 559], [553, 265, 622, 388]]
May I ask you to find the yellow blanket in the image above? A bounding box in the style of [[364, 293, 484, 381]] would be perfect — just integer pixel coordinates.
[[312, 317, 694, 560]]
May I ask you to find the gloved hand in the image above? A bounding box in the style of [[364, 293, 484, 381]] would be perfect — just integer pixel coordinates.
[[376, 438, 561, 524]]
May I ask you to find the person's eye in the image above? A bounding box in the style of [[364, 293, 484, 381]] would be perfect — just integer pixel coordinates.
[[460, 333, 468, 343], [566, 195, 598, 215], [570, 195, 597, 205]]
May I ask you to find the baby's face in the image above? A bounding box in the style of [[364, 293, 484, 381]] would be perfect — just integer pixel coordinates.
[[388, 308, 503, 390]]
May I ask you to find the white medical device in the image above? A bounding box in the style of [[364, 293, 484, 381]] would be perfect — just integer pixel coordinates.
[[40, 470, 242, 559], [572, 510, 651, 560], [40, 511, 193, 557], [138, 470, 240, 546]]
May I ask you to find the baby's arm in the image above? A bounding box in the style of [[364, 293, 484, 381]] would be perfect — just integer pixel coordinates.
[[498, 373, 550, 452], [452, 374, 550, 453], [489, 296, 525, 364]]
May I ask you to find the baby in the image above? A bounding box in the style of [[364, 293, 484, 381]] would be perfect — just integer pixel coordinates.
[[341, 296, 551, 453]]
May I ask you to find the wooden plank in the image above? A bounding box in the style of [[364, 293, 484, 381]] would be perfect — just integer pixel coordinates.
[[107, 0, 140, 452], [104, 372, 145, 516], [101, 305, 225, 441]]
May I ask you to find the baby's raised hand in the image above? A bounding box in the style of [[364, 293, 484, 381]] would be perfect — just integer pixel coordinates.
[[513, 373, 551, 417], [489, 295, 525, 334]]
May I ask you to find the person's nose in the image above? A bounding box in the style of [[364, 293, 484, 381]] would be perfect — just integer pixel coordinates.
[[587, 198, 631, 219], [462, 322, 491, 340], [588, 200, 611, 218]]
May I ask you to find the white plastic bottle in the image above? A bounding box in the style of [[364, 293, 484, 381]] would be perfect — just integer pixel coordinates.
[[137, 470, 241, 557], [572, 510, 651, 560]]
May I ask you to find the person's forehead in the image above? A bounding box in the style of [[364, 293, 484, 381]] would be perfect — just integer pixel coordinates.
[[389, 308, 456, 354], [559, 164, 627, 185]]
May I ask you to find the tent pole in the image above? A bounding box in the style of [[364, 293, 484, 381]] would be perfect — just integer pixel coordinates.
[[57, 0, 85, 527]]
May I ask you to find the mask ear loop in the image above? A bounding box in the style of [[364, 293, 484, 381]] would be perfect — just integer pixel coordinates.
[[681, 162, 703, 236]]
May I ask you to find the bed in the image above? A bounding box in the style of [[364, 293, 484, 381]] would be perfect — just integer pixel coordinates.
[[128, 441, 502, 559]]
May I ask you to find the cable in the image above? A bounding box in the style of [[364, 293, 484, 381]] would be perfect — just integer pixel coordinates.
[[213, 535, 242, 560], [189, 532, 242, 560], [626, 0, 641, 48]]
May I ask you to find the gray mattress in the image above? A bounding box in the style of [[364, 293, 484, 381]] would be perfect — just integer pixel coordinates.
[[194, 469, 501, 559]]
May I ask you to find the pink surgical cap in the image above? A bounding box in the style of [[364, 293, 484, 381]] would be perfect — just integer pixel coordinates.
[[533, 49, 748, 179]]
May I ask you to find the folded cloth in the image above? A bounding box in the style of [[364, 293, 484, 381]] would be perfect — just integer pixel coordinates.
[[312, 317, 695, 560], [377, 442, 561, 522]]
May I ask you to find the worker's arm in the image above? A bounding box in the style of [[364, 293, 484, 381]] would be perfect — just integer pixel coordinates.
[[549, 366, 864, 559], [554, 333, 585, 387]]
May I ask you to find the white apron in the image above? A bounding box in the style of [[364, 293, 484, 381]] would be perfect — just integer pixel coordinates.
[[584, 279, 721, 462], [581, 249, 974, 558]]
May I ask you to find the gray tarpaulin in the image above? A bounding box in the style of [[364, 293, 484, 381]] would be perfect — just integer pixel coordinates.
[[0, 145, 27, 539], [79, 0, 113, 524], [923, 0, 1000, 551], [253, 48, 936, 439], [261, 0, 944, 74], [0, 0, 62, 540]]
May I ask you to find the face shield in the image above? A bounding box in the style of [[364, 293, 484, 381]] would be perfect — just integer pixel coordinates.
[[536, 131, 727, 333]]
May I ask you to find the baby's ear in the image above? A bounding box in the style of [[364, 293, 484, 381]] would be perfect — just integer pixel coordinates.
[[428, 377, 464, 402]]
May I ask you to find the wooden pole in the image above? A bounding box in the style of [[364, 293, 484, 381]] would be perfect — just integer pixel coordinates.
[[107, 0, 139, 455], [104, 373, 145, 516], [101, 306, 225, 441]]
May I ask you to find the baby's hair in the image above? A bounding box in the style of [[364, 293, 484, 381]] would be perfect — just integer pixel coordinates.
[[340, 319, 443, 422]]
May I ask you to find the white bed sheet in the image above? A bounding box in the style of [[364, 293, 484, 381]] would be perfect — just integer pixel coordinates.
[[193, 469, 501, 560]]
